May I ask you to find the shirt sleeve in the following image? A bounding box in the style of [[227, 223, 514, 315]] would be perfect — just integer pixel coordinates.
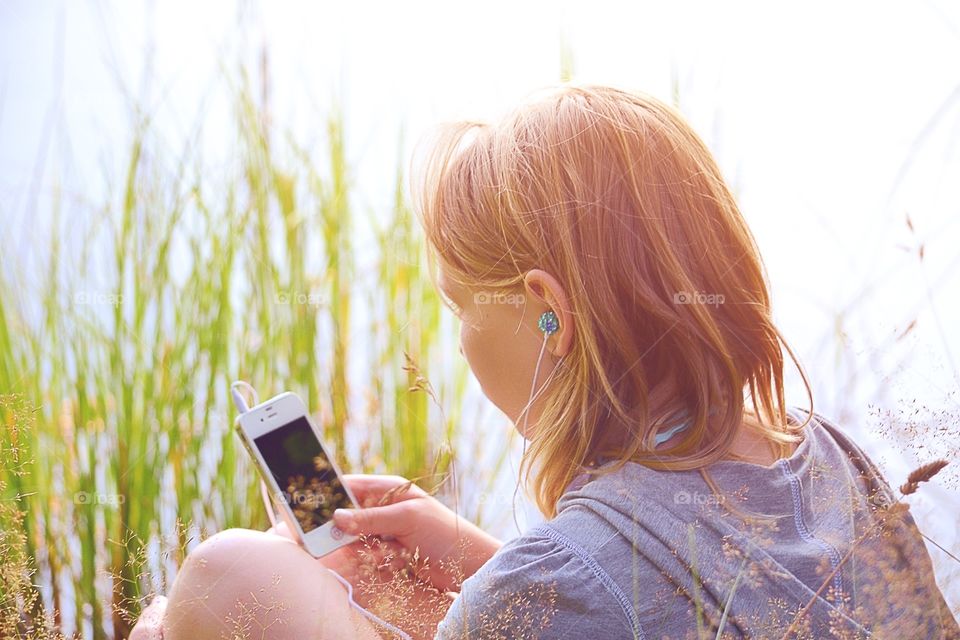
[[433, 528, 634, 639]]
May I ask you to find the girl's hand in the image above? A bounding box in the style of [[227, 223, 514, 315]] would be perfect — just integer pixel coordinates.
[[332, 474, 502, 594], [268, 482, 472, 639], [128, 595, 167, 640], [266, 518, 412, 591]]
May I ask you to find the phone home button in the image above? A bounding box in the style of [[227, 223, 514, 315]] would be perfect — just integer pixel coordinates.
[[330, 525, 344, 540]]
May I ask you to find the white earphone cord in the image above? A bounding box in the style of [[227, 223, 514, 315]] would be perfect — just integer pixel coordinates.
[[232, 381, 413, 640], [511, 330, 562, 535]]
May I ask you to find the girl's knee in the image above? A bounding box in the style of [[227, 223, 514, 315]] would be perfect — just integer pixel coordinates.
[[164, 527, 345, 639], [177, 527, 276, 577]]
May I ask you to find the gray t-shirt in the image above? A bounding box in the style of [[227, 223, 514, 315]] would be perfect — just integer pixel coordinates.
[[434, 407, 958, 639]]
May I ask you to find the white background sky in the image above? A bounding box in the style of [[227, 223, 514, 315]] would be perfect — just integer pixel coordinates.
[[2, 0, 959, 607]]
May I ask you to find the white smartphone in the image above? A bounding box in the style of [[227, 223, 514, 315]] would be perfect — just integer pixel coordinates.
[[235, 391, 360, 557]]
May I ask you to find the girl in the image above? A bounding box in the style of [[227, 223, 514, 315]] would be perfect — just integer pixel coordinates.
[[133, 83, 958, 639]]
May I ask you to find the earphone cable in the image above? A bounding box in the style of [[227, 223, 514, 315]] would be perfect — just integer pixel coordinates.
[[511, 331, 562, 536]]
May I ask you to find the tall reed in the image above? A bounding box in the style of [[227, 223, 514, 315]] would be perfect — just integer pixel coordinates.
[[0, 59, 478, 638]]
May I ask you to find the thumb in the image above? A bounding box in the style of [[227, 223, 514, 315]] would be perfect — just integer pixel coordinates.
[[334, 502, 413, 537]]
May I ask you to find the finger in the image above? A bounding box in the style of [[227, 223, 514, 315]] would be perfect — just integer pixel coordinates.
[[341, 474, 427, 507], [342, 474, 426, 507], [265, 519, 297, 542], [333, 500, 420, 538]]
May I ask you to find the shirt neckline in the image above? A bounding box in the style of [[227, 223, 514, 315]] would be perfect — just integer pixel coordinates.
[[568, 406, 815, 489], [705, 406, 814, 473]]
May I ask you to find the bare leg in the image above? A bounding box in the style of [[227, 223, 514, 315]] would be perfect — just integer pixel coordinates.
[[163, 528, 385, 640]]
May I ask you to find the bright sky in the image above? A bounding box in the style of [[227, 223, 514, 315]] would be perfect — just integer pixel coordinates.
[[2, 0, 959, 581]]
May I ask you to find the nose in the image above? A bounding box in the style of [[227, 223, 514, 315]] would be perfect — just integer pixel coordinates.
[[459, 344, 464, 356]]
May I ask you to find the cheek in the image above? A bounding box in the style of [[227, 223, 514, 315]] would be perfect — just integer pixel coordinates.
[[459, 314, 539, 423], [459, 320, 490, 379]]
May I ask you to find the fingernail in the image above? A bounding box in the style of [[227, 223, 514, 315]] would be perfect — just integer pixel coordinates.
[[334, 508, 357, 532]]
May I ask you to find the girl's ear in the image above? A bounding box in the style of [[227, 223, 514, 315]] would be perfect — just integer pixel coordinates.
[[523, 269, 574, 358]]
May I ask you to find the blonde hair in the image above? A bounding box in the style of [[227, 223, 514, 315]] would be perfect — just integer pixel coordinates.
[[411, 83, 812, 519]]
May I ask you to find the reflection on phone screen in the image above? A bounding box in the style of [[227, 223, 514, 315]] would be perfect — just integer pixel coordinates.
[[253, 416, 352, 533]]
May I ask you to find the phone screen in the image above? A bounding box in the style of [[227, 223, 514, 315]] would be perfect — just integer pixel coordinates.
[[253, 416, 353, 533]]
